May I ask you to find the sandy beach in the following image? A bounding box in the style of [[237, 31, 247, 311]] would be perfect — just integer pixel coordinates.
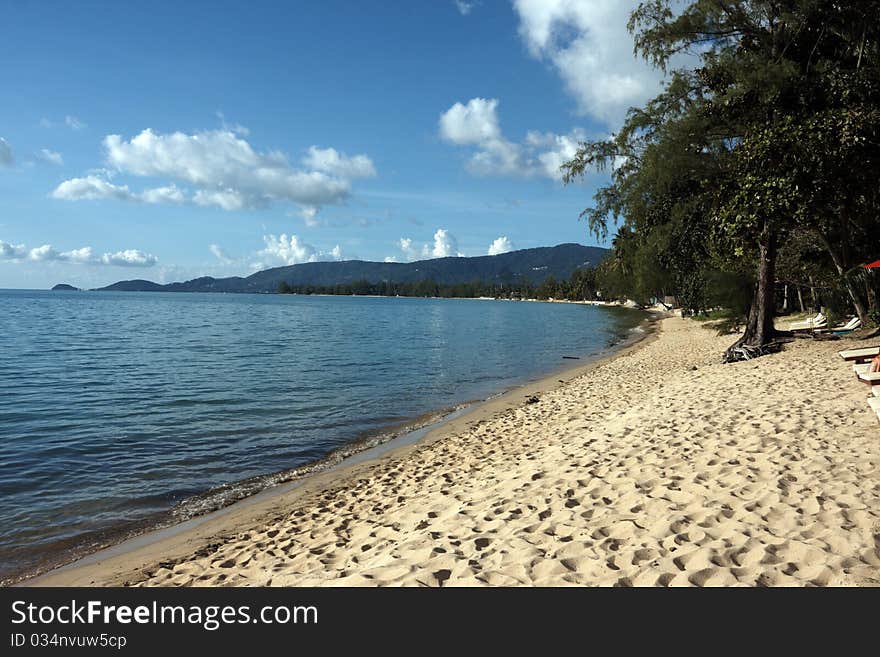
[[30, 316, 880, 587]]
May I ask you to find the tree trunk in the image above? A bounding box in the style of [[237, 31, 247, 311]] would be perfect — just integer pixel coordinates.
[[867, 276, 878, 326], [725, 226, 778, 359], [816, 230, 870, 326], [782, 284, 789, 312], [796, 286, 805, 312]]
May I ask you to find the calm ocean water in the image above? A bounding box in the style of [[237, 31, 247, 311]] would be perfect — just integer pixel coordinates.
[[0, 290, 645, 580]]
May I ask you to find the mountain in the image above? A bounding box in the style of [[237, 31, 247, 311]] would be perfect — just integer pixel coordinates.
[[51, 283, 80, 291], [93, 244, 608, 293]]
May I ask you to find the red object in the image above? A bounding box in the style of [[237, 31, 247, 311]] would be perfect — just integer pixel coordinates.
[[865, 260, 880, 269]]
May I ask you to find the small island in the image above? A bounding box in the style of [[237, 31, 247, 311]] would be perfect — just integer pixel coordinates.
[[51, 284, 80, 291]]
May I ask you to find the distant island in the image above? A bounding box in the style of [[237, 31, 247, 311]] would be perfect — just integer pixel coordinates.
[[81, 244, 607, 296], [51, 284, 79, 291]]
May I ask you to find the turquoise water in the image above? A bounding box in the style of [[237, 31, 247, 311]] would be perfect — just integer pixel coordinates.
[[0, 290, 645, 579]]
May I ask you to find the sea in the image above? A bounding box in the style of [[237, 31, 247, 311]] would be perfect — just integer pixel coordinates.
[[0, 289, 647, 581]]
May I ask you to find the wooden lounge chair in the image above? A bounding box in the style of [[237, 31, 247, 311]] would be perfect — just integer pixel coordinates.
[[857, 370, 880, 385], [788, 312, 827, 331], [832, 317, 861, 332], [869, 397, 880, 422], [838, 346, 880, 362]]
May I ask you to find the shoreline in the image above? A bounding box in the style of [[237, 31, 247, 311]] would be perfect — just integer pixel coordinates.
[[18, 311, 660, 587], [26, 315, 880, 587]]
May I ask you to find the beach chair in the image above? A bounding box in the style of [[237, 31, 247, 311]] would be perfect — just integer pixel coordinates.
[[787, 312, 827, 331], [831, 317, 861, 333], [869, 397, 880, 422], [857, 370, 880, 386], [838, 346, 880, 362]]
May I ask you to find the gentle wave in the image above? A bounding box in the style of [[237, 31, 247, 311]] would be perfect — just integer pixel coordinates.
[[0, 291, 647, 582]]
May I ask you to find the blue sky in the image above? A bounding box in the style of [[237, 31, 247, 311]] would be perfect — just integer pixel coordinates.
[[0, 1, 665, 289]]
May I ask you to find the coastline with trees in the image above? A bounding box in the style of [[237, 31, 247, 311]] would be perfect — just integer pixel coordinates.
[[561, 0, 879, 358]]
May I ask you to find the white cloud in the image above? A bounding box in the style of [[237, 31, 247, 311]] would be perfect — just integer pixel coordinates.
[[37, 149, 64, 166], [0, 240, 27, 258], [487, 236, 514, 255], [454, 1, 475, 15], [0, 138, 13, 167], [40, 116, 86, 130], [440, 98, 583, 179], [429, 228, 462, 258], [52, 175, 134, 201], [299, 205, 320, 227], [55, 129, 375, 216], [100, 249, 158, 267], [52, 175, 188, 204], [140, 184, 186, 204], [61, 247, 95, 264], [28, 244, 63, 262], [209, 244, 233, 263], [398, 237, 420, 261], [257, 233, 346, 266], [65, 115, 86, 130], [512, 0, 673, 126], [439, 98, 501, 145], [102, 128, 354, 210], [0, 240, 156, 267], [396, 230, 464, 261], [215, 111, 250, 136], [303, 146, 376, 179], [193, 188, 247, 211]]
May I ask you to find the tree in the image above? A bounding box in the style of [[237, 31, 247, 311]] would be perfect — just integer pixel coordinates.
[[564, 1, 880, 357]]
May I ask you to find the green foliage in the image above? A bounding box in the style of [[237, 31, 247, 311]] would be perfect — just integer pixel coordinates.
[[276, 267, 601, 302], [562, 1, 880, 343]]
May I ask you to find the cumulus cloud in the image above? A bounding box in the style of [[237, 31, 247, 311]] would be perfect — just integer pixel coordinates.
[[0, 138, 13, 167], [0, 239, 157, 267], [36, 149, 64, 166], [299, 205, 320, 227], [52, 175, 134, 201], [140, 184, 185, 204], [512, 0, 676, 126], [256, 233, 345, 267], [302, 146, 376, 179], [454, 1, 475, 15], [0, 240, 27, 258], [398, 237, 420, 261], [193, 188, 246, 211], [54, 129, 375, 216], [439, 98, 582, 179], [439, 98, 501, 145], [487, 236, 514, 255], [103, 128, 352, 209], [395, 229, 464, 261], [428, 228, 462, 258], [100, 249, 158, 267]]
